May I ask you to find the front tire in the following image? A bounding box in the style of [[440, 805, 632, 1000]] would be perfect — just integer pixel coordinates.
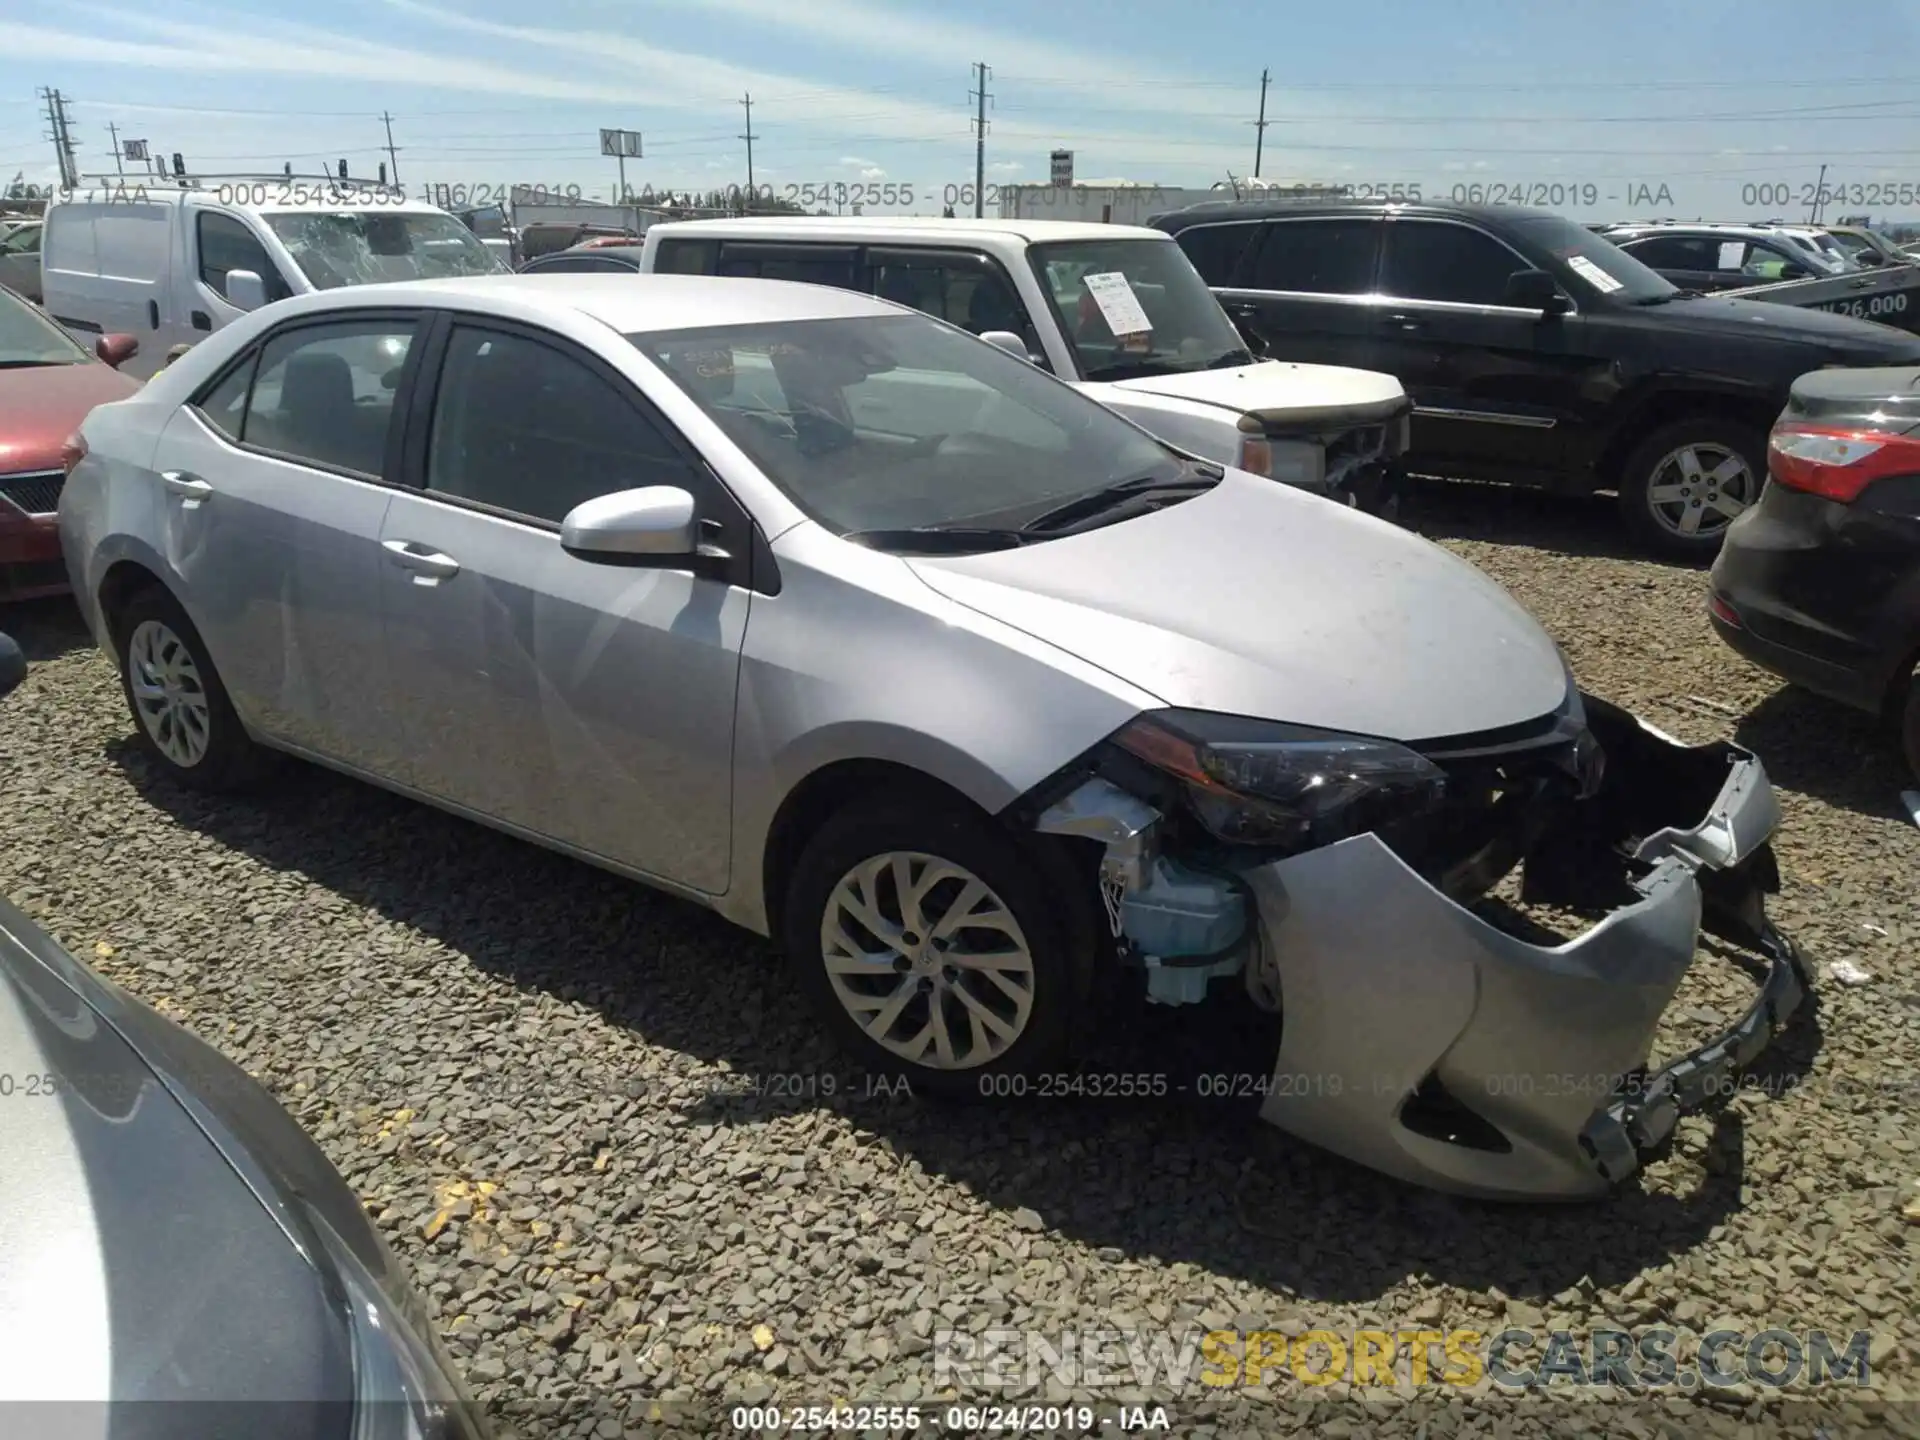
[[111, 586, 272, 791], [782, 795, 1091, 1097], [1617, 417, 1765, 559]]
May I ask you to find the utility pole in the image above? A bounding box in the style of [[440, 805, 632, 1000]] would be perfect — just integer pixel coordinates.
[[1808, 162, 1828, 224], [1252, 69, 1271, 180], [970, 62, 992, 218], [381, 112, 402, 185], [39, 88, 78, 189], [107, 120, 124, 176], [739, 94, 759, 210]]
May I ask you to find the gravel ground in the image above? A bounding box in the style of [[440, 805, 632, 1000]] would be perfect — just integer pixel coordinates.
[[2, 482, 1917, 1439]]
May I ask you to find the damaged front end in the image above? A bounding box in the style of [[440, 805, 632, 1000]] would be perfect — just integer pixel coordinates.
[[1030, 686, 1810, 1201]]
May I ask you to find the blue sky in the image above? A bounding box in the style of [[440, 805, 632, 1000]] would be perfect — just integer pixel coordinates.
[[5, 0, 1920, 219]]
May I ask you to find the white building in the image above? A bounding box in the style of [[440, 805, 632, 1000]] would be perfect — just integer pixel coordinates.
[[998, 178, 1349, 226]]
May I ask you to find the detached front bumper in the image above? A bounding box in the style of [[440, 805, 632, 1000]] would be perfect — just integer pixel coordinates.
[[1239, 697, 1808, 1200]]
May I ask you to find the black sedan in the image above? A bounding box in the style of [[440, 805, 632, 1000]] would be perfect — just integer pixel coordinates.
[[1708, 367, 1920, 779], [0, 636, 485, 1439]]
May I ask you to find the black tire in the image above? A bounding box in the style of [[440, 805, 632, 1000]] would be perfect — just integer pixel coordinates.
[[1616, 417, 1766, 559], [781, 793, 1095, 1098], [110, 585, 273, 791]]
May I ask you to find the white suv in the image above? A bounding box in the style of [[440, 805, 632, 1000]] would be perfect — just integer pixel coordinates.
[[639, 217, 1413, 514]]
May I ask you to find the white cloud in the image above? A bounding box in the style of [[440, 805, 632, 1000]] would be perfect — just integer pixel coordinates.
[[988, 161, 1023, 175], [859, 166, 886, 180], [840, 155, 877, 168]]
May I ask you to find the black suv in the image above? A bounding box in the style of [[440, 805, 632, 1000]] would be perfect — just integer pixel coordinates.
[[1152, 199, 1920, 555]]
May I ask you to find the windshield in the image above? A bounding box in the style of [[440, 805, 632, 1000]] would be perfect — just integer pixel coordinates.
[[264, 210, 505, 289], [1509, 215, 1676, 303], [634, 312, 1182, 537], [1026, 237, 1250, 382], [0, 286, 89, 366]]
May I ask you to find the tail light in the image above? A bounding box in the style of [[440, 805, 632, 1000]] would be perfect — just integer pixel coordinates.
[[1237, 435, 1274, 476], [1768, 422, 1920, 503], [60, 431, 87, 474]]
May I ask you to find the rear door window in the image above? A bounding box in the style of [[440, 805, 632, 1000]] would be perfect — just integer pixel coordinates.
[[1379, 220, 1529, 306], [715, 244, 858, 289], [1617, 235, 1719, 271], [1244, 219, 1379, 295], [1172, 222, 1260, 284], [243, 318, 417, 476]]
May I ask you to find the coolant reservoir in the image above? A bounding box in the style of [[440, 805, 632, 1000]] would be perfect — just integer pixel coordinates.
[[1120, 857, 1246, 958]]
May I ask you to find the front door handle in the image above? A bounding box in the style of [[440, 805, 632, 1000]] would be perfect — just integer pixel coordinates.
[[161, 471, 213, 503], [1385, 313, 1425, 332], [382, 539, 461, 581]]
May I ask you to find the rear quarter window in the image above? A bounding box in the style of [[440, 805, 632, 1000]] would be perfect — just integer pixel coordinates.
[[653, 238, 718, 274]]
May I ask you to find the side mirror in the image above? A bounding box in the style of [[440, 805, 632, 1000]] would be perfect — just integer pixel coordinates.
[[1855, 250, 1885, 266], [95, 333, 139, 368], [1780, 262, 1811, 281], [224, 268, 268, 311], [1505, 268, 1570, 314], [0, 632, 25, 701], [979, 329, 1039, 363], [560, 486, 700, 561]]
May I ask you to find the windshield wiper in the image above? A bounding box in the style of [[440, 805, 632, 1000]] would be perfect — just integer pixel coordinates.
[[841, 526, 1032, 554], [1019, 465, 1222, 536], [0, 359, 69, 369], [1204, 348, 1256, 370]]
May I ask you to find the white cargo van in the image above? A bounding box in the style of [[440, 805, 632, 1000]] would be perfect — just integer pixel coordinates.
[[41, 175, 506, 379], [638, 217, 1412, 511]]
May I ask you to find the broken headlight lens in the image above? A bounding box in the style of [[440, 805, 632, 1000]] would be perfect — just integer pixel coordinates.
[[1115, 708, 1447, 850]]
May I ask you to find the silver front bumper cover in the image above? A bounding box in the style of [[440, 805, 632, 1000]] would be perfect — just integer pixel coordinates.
[[1235, 701, 1808, 1200]]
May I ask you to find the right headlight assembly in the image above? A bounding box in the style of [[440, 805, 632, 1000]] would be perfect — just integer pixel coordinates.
[[1113, 708, 1448, 850]]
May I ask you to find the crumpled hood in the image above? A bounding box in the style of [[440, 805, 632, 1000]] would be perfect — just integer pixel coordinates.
[[1105, 357, 1407, 425], [907, 469, 1568, 742]]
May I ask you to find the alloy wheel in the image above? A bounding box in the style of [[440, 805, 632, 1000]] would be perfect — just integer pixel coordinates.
[[1643, 443, 1756, 540], [820, 851, 1036, 1070], [127, 618, 211, 767]]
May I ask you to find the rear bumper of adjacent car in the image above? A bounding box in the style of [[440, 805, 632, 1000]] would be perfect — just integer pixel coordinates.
[[1708, 485, 1920, 715], [1236, 696, 1806, 1200]]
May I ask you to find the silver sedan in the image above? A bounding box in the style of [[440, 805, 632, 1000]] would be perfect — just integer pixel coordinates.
[[58, 274, 1808, 1199]]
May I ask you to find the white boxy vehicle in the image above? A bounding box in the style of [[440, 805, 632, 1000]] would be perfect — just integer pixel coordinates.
[[41, 174, 506, 380], [639, 217, 1414, 513]]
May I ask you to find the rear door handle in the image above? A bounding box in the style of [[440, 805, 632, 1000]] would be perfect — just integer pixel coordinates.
[[161, 471, 213, 503], [191, 311, 211, 332], [382, 539, 461, 581], [1385, 314, 1426, 332], [147, 299, 159, 330]]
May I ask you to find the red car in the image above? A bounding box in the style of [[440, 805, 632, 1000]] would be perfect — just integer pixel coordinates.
[[0, 286, 141, 600]]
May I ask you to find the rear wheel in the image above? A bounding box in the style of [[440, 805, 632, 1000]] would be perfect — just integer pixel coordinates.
[[781, 795, 1092, 1097], [1617, 418, 1765, 558], [111, 586, 273, 791]]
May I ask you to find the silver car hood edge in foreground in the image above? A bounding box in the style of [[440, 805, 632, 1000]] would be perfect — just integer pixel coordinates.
[[907, 469, 1569, 741], [0, 898, 354, 1425]]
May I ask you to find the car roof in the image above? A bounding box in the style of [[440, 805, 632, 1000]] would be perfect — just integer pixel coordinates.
[[644, 215, 1167, 243], [1149, 197, 1559, 228], [256, 272, 898, 330]]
